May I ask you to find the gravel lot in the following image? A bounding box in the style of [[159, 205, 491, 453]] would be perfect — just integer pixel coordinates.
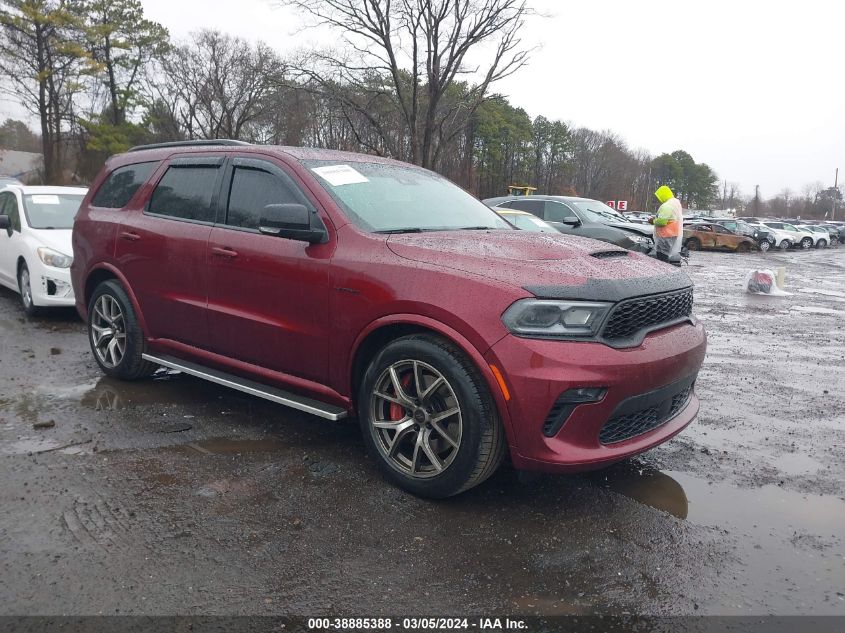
[[1, 248, 843, 616]]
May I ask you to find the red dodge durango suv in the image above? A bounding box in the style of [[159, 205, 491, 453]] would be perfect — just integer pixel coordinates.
[[71, 140, 707, 498]]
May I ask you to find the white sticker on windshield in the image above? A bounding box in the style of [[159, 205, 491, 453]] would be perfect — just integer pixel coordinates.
[[311, 164, 369, 187], [30, 195, 61, 205]]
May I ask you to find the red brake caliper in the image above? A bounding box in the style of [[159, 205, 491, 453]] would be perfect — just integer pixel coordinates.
[[389, 373, 414, 420]]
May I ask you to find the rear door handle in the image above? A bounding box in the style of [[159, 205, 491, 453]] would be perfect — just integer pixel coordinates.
[[120, 231, 141, 242], [211, 246, 238, 259]]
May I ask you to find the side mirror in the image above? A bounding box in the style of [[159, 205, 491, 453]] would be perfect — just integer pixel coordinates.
[[0, 214, 9, 230], [259, 203, 327, 244], [562, 216, 581, 226]]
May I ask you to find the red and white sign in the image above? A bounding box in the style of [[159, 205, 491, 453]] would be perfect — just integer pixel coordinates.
[[605, 200, 616, 209], [617, 200, 628, 211]]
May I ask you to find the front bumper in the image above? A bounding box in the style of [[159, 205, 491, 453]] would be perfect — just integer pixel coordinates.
[[32, 262, 75, 307], [485, 321, 707, 473]]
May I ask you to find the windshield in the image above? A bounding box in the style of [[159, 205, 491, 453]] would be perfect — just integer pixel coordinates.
[[303, 160, 510, 233], [569, 200, 630, 224], [23, 193, 84, 229], [501, 213, 556, 232]]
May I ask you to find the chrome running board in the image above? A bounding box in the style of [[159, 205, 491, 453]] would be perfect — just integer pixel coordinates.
[[141, 353, 348, 421]]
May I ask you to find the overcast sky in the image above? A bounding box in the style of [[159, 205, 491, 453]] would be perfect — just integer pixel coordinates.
[[2, 0, 843, 198]]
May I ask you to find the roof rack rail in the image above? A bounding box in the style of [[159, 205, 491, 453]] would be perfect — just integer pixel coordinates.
[[128, 139, 252, 153]]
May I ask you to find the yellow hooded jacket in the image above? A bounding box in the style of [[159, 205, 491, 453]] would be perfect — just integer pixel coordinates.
[[653, 186, 682, 238]]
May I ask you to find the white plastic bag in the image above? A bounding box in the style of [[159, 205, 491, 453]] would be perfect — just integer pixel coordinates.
[[744, 269, 791, 296]]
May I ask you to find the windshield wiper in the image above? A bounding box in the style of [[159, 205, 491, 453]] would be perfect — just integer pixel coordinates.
[[374, 228, 425, 234], [452, 226, 497, 231]]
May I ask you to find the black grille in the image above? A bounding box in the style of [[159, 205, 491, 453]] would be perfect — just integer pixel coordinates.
[[602, 288, 693, 342], [599, 384, 693, 445]]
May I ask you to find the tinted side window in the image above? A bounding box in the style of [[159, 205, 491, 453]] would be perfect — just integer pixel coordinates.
[[544, 201, 576, 223], [226, 166, 300, 230], [148, 165, 220, 223], [92, 162, 157, 208], [504, 199, 545, 217]]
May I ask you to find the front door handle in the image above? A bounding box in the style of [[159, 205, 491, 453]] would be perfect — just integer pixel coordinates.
[[211, 246, 238, 259], [120, 231, 141, 242]]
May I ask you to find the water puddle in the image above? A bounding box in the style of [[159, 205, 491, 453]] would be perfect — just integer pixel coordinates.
[[597, 464, 844, 612]]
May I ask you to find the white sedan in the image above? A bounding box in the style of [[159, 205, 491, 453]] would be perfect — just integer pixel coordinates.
[[0, 185, 87, 315]]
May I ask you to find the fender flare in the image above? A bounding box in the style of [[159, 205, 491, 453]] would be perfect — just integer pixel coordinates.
[[84, 263, 150, 336]]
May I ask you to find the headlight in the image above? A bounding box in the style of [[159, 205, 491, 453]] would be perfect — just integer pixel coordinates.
[[37, 246, 73, 268], [627, 233, 652, 245], [502, 299, 613, 339]]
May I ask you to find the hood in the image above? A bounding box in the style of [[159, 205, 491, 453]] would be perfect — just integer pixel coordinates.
[[28, 228, 73, 256], [387, 230, 691, 301], [606, 221, 654, 237]]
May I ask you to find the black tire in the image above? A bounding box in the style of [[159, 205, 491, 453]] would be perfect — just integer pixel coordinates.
[[779, 240, 790, 251], [816, 239, 827, 249], [736, 242, 750, 253], [17, 261, 40, 317], [758, 240, 771, 252], [358, 334, 506, 498], [800, 237, 813, 249], [686, 238, 701, 251], [87, 280, 157, 380]]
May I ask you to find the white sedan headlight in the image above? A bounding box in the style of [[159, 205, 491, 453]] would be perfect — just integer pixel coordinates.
[[37, 246, 73, 268]]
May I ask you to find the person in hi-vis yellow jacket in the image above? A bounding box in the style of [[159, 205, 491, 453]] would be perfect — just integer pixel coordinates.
[[652, 185, 683, 261]]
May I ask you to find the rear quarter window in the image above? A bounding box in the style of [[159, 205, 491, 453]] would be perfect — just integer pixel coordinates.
[[91, 161, 157, 208]]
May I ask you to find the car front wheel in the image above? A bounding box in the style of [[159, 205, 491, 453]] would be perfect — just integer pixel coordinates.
[[17, 262, 39, 317], [87, 280, 157, 380], [359, 334, 506, 498], [758, 240, 771, 252], [800, 237, 813, 249]]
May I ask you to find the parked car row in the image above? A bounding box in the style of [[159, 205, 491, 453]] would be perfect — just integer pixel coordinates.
[[739, 217, 845, 249], [0, 141, 708, 498], [682, 216, 843, 253]]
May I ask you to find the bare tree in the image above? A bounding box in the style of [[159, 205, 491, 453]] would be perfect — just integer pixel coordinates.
[[278, 0, 532, 169], [152, 30, 285, 141]]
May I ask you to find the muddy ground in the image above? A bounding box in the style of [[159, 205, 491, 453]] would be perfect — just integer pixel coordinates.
[[0, 249, 843, 617]]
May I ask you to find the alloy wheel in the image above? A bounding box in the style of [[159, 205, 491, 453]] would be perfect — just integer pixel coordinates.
[[90, 294, 127, 368], [369, 359, 463, 479]]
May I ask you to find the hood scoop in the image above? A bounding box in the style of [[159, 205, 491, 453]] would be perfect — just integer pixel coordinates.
[[591, 250, 630, 259]]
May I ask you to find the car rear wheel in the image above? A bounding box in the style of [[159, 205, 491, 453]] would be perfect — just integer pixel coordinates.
[[758, 240, 771, 252], [736, 242, 750, 253], [779, 240, 790, 251], [88, 280, 157, 380], [17, 262, 40, 317], [800, 237, 813, 249], [686, 238, 701, 251], [359, 334, 506, 498]]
